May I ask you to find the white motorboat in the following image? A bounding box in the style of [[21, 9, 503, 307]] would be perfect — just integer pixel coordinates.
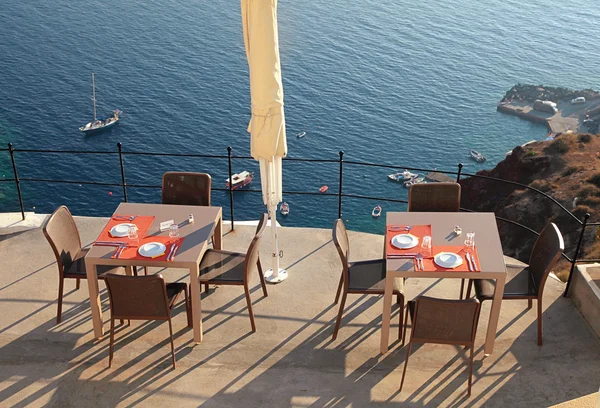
[[388, 170, 419, 182], [469, 149, 486, 163], [404, 177, 426, 188], [372, 205, 382, 217], [280, 202, 289, 215], [226, 171, 253, 190]]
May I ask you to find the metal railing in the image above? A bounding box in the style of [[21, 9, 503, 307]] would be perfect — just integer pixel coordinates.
[[1, 142, 596, 296]]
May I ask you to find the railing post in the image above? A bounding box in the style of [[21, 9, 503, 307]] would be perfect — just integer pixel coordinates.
[[227, 146, 235, 231], [456, 163, 463, 182], [116, 142, 128, 202], [338, 151, 344, 219], [8, 143, 25, 220], [564, 213, 590, 297]]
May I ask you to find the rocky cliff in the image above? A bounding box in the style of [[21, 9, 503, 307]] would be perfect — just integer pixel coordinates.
[[459, 132, 600, 279]]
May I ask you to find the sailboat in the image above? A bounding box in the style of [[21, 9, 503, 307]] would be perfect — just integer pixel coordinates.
[[79, 73, 121, 133]]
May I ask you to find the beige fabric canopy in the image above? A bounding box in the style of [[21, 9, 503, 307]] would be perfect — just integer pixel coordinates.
[[242, 0, 288, 282]]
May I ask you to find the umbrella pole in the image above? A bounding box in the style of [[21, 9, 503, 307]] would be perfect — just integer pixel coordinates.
[[265, 202, 287, 283]]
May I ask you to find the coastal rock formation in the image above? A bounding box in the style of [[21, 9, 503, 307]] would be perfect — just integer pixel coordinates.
[[501, 84, 600, 104], [459, 133, 600, 278]]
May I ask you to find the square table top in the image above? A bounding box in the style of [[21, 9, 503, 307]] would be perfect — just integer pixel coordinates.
[[85, 202, 221, 268], [386, 212, 506, 277]]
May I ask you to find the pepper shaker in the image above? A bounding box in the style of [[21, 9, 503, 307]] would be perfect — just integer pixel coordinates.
[[454, 225, 462, 236], [188, 214, 194, 224]]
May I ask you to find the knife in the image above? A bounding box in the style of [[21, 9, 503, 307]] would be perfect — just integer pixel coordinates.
[[470, 253, 478, 271], [169, 244, 179, 261], [166, 244, 175, 261], [465, 254, 473, 271]]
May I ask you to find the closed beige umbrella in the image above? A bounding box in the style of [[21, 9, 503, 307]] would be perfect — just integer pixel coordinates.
[[242, 0, 288, 282]]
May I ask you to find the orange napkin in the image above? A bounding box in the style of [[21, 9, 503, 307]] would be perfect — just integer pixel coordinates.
[[95, 215, 155, 243], [386, 224, 432, 257], [112, 237, 184, 262], [419, 245, 481, 272]]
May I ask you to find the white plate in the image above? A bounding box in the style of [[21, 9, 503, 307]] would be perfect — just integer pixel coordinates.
[[110, 223, 137, 237], [434, 252, 463, 269], [391, 234, 419, 249], [138, 242, 167, 258]]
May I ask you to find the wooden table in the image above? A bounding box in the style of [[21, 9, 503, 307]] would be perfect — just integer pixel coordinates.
[[84, 202, 222, 344], [380, 212, 506, 356]]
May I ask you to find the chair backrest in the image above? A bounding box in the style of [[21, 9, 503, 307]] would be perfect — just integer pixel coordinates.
[[411, 296, 481, 346], [332, 219, 350, 276], [408, 182, 461, 212], [42, 206, 82, 276], [162, 172, 212, 206], [529, 222, 564, 294], [244, 214, 268, 281], [105, 274, 170, 320]]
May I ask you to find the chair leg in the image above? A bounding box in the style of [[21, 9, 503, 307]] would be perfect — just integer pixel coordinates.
[[109, 317, 115, 368], [334, 274, 343, 304], [465, 280, 473, 299], [528, 299, 532, 309], [257, 258, 268, 297], [76, 278, 80, 290], [459, 279, 465, 299], [56, 278, 65, 324], [168, 318, 176, 369], [398, 302, 403, 340], [184, 284, 192, 328], [468, 345, 474, 396], [244, 283, 256, 332], [204, 283, 210, 293], [537, 298, 543, 346], [332, 290, 348, 340], [399, 341, 413, 392], [402, 306, 410, 347]]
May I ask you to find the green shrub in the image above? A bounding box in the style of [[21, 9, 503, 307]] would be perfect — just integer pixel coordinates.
[[545, 138, 570, 154], [562, 166, 580, 177], [530, 180, 551, 192], [580, 196, 600, 207], [588, 173, 600, 188], [578, 134, 592, 143], [524, 150, 538, 158], [578, 186, 597, 198]]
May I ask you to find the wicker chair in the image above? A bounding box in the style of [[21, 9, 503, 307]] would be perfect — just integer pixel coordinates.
[[104, 273, 190, 369], [466, 222, 564, 345], [162, 172, 212, 206], [407, 182, 461, 212], [43, 206, 125, 324], [400, 296, 481, 396], [332, 219, 404, 341], [195, 214, 268, 332]]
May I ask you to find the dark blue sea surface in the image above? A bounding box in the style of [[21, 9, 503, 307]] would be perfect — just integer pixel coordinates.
[[1, 0, 598, 233]]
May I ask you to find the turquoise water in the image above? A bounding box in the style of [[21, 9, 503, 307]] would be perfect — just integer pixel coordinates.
[[0, 0, 598, 233]]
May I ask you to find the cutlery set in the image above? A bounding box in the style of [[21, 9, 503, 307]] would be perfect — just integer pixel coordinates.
[[465, 252, 478, 271], [166, 243, 179, 261], [113, 215, 137, 222]]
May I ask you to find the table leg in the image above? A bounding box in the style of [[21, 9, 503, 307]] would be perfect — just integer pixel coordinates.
[[190, 263, 203, 343], [84, 258, 104, 339], [484, 274, 506, 355], [380, 275, 395, 354], [125, 265, 134, 276], [214, 215, 223, 250]]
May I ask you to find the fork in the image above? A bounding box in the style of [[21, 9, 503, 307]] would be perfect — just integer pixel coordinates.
[[416, 254, 424, 270], [389, 225, 412, 231], [113, 215, 136, 221]]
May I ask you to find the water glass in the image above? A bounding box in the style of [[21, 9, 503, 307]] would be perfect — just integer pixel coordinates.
[[169, 224, 180, 239], [421, 235, 432, 254], [127, 225, 138, 245], [464, 232, 475, 251]]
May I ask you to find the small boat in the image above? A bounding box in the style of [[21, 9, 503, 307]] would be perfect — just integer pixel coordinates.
[[469, 149, 486, 163], [388, 170, 419, 182], [296, 131, 306, 138], [404, 177, 426, 188], [226, 171, 254, 190], [280, 202, 289, 215], [79, 73, 121, 134], [319, 185, 328, 193], [372, 205, 382, 217]]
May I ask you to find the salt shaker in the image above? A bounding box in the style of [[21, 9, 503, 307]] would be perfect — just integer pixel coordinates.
[[454, 225, 462, 236], [188, 214, 194, 224]]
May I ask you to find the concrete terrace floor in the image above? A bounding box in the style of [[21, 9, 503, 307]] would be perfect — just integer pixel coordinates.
[[1, 216, 599, 407]]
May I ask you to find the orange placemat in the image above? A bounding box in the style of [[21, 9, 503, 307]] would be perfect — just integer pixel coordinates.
[[111, 237, 184, 262], [95, 215, 156, 243], [419, 245, 481, 272], [386, 224, 432, 256]]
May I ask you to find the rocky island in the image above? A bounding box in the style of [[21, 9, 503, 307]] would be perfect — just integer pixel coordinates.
[[460, 131, 600, 279], [498, 84, 600, 134]]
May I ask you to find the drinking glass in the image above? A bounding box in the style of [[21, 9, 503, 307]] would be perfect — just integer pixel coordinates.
[[464, 232, 475, 252], [169, 224, 180, 239], [421, 235, 432, 255], [127, 225, 138, 245]]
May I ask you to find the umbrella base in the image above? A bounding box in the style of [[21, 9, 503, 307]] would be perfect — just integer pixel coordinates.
[[265, 268, 288, 284]]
